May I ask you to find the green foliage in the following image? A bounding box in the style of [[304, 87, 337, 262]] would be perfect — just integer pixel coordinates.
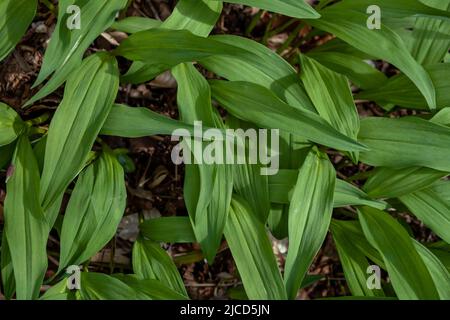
[[0, 0, 449, 301]]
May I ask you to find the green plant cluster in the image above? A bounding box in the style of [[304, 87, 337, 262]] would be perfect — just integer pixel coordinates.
[[0, 0, 450, 300]]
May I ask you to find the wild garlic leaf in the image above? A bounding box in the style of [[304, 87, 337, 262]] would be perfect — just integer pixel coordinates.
[[210, 80, 367, 152], [0, 103, 25, 147], [224, 196, 287, 300], [357, 63, 450, 110], [309, 7, 437, 110], [399, 181, 450, 244], [0, 0, 37, 62], [300, 54, 360, 162], [413, 240, 450, 299], [359, 117, 450, 172], [364, 167, 447, 199], [139, 217, 196, 244], [132, 237, 187, 296], [40, 53, 119, 224], [358, 206, 439, 299], [284, 149, 335, 299], [172, 63, 233, 263], [4, 135, 48, 300], [214, 0, 320, 19], [27, 0, 127, 106], [331, 220, 385, 297], [58, 149, 126, 271]]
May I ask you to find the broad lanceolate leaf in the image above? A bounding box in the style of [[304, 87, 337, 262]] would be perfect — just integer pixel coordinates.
[[359, 117, 450, 172], [358, 207, 439, 299], [0, 142, 15, 170], [364, 167, 447, 199], [139, 217, 196, 243], [413, 240, 450, 299], [132, 237, 187, 296], [407, 0, 450, 66], [214, 0, 320, 19], [284, 149, 335, 299], [300, 54, 360, 162], [40, 53, 119, 223], [162, 0, 222, 36], [210, 80, 367, 152], [357, 64, 450, 110], [4, 135, 48, 300], [101, 104, 197, 138], [431, 107, 450, 126], [58, 150, 126, 271], [172, 63, 233, 263], [201, 35, 314, 112], [122, 0, 223, 83], [331, 220, 385, 297], [308, 7, 437, 109], [224, 196, 287, 300], [0, 103, 25, 147], [114, 28, 253, 66], [0, 0, 37, 62], [306, 50, 387, 90], [399, 181, 450, 244], [111, 17, 162, 33], [327, 0, 450, 20], [268, 169, 387, 210], [79, 273, 186, 300], [1, 234, 15, 300], [27, 0, 127, 106]]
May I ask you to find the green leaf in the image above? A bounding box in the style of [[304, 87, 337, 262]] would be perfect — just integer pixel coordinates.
[[132, 237, 187, 296], [0, 103, 25, 147], [413, 240, 450, 299], [327, 0, 450, 20], [358, 206, 439, 299], [359, 117, 450, 172], [284, 149, 335, 299], [111, 17, 162, 33], [115, 28, 254, 65], [79, 273, 137, 300], [407, 0, 450, 65], [0, 0, 37, 62], [431, 107, 450, 126], [399, 181, 450, 244], [27, 0, 127, 106], [364, 167, 447, 199], [58, 149, 126, 271], [139, 217, 196, 244], [300, 54, 360, 162], [331, 220, 385, 297], [333, 179, 388, 210], [306, 50, 387, 90], [200, 35, 314, 112], [1, 233, 15, 300], [225, 196, 286, 300], [3, 135, 48, 300], [113, 274, 189, 300], [39, 53, 119, 223], [0, 142, 16, 170], [210, 80, 367, 152], [215, 0, 320, 19], [162, 0, 223, 36], [121, 0, 222, 83], [40, 277, 77, 300], [268, 169, 387, 210], [101, 104, 198, 138], [172, 63, 233, 263], [309, 7, 437, 110], [357, 64, 450, 110]]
